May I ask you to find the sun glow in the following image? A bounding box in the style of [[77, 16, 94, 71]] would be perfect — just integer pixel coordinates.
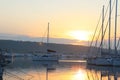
[[68, 30, 91, 41]]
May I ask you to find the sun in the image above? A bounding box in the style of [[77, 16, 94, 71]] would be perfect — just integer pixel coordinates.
[[68, 30, 90, 41]]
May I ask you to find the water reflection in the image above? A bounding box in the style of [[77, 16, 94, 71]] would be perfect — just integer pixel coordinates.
[[2, 57, 120, 80], [73, 69, 86, 80], [33, 61, 58, 80], [86, 65, 120, 80]]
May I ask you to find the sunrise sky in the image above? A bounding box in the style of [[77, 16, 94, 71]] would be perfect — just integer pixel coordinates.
[[0, 0, 120, 45]]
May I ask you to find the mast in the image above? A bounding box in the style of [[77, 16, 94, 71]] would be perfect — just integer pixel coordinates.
[[101, 5, 104, 53], [47, 22, 49, 45], [109, 0, 111, 54], [114, 0, 118, 54]]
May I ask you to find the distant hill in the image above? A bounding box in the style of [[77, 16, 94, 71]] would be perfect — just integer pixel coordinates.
[[0, 40, 95, 56]]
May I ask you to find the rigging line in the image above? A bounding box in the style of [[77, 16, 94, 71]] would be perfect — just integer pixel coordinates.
[[15, 69, 34, 80], [90, 15, 104, 53], [104, 0, 115, 21], [99, 0, 116, 48], [89, 14, 101, 52], [17, 67, 34, 80], [104, 1, 110, 21], [95, 0, 116, 53], [41, 28, 47, 43], [98, 20, 109, 53], [95, 25, 102, 47], [95, 0, 115, 46], [89, 1, 110, 52], [95, 27, 102, 53], [5, 71, 24, 80]]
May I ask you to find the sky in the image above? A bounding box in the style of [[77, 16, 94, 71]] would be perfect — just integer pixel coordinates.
[[0, 0, 120, 45]]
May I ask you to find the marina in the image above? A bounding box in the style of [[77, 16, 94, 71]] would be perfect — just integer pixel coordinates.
[[0, 0, 120, 80]]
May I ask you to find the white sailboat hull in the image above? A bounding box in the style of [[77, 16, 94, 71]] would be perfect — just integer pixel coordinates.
[[87, 57, 113, 66], [95, 58, 113, 66], [32, 54, 59, 61], [87, 57, 120, 66]]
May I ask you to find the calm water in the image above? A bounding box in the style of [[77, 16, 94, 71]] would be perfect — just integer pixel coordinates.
[[1, 57, 120, 80]]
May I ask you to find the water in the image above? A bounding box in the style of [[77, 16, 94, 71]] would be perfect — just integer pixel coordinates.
[[1, 57, 120, 80]]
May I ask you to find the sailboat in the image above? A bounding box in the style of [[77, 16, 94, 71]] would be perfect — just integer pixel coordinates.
[[32, 23, 59, 61], [87, 0, 119, 66]]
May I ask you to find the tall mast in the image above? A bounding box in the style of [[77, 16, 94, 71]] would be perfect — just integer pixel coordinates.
[[114, 0, 118, 54], [109, 0, 111, 54], [47, 22, 49, 45], [101, 5, 104, 53]]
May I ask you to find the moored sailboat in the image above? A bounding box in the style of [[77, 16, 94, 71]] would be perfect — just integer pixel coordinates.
[[32, 23, 59, 61], [87, 0, 120, 66]]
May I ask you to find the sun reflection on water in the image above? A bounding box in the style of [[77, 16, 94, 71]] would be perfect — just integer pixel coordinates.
[[72, 69, 86, 80]]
